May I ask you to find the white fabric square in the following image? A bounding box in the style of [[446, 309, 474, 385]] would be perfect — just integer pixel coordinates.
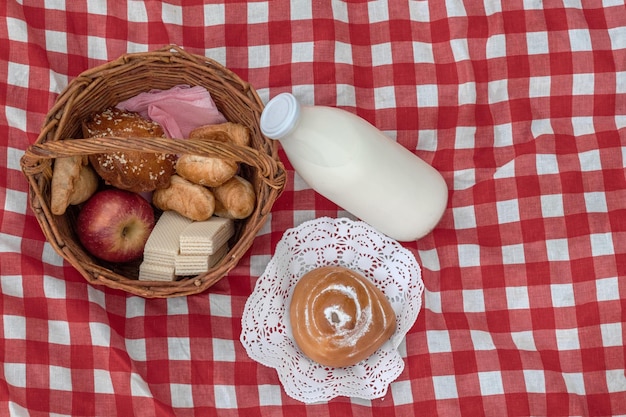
[[409, 0, 430, 22], [562, 372, 586, 395], [418, 248, 441, 271], [584, 192, 608, 213], [488, 79, 508, 103], [424, 289, 442, 313], [531, 118, 554, 137], [502, 244, 526, 265], [93, 369, 115, 394], [48, 69, 66, 95], [484, 0, 502, 15], [258, 384, 283, 406], [486, 34, 506, 58], [126, 297, 145, 318], [601, 322, 622, 347], [416, 129, 438, 151], [170, 384, 194, 408], [0, 233, 21, 254], [453, 206, 476, 229], [426, 330, 452, 353], [493, 123, 513, 147], [445, 0, 467, 17], [87, 36, 108, 60], [4, 363, 26, 388], [526, 32, 549, 55], [127, 1, 148, 22], [130, 372, 152, 397], [4, 315, 26, 340], [49, 366, 72, 391], [523, 0, 544, 9], [368, 0, 389, 23], [167, 297, 189, 315], [458, 244, 480, 267], [89, 322, 111, 347], [546, 239, 569, 261], [209, 293, 232, 317], [529, 76, 551, 98], [603, 0, 625, 5], [42, 242, 64, 267], [391, 380, 414, 405], [290, 0, 312, 19], [292, 42, 314, 63], [450, 38, 470, 62], [523, 369, 546, 393], [608, 27, 626, 50], [168, 337, 191, 360], [336, 84, 356, 107], [572, 116, 595, 136], [556, 328, 580, 350], [43, 275, 66, 299], [506, 286, 530, 309], [374, 86, 396, 109], [87, 0, 107, 15], [470, 330, 496, 350], [331, 1, 348, 23], [569, 29, 593, 51], [417, 84, 438, 107], [335, 41, 353, 64], [550, 283, 575, 307], [478, 371, 505, 395], [213, 338, 236, 362], [45, 0, 65, 10], [248, 45, 270, 69], [7, 147, 24, 171], [4, 189, 27, 215], [127, 41, 149, 53], [564, 0, 583, 7], [572, 73, 595, 95], [250, 254, 272, 277], [433, 375, 458, 400], [454, 168, 476, 190], [413, 41, 435, 63], [496, 198, 520, 224], [1, 276, 24, 298], [7, 17, 28, 42], [541, 194, 564, 217], [162, 3, 183, 24], [7, 62, 29, 88], [247, 2, 268, 23], [48, 320, 71, 345], [536, 153, 559, 175], [204, 4, 225, 25], [6, 106, 27, 131], [596, 277, 620, 301], [606, 370, 626, 393], [455, 126, 476, 149], [214, 385, 238, 408], [463, 289, 486, 312], [590, 232, 615, 257], [494, 160, 515, 179], [617, 71, 626, 93], [125, 338, 147, 361], [372, 43, 393, 66], [511, 331, 537, 351], [458, 82, 476, 105]]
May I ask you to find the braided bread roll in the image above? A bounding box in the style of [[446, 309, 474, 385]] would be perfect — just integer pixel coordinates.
[[290, 266, 396, 368]]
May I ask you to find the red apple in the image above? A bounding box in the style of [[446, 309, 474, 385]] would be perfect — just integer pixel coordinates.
[[76, 189, 155, 263]]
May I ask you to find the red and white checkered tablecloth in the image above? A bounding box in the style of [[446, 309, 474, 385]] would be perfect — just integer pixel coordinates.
[[2, 1, 626, 415]]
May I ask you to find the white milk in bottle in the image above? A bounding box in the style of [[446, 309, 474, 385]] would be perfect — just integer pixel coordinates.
[[260, 93, 448, 241]]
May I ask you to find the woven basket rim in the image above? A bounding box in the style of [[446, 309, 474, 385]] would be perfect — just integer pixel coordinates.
[[20, 45, 286, 298]]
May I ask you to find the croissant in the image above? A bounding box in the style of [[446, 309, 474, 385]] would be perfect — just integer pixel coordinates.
[[289, 266, 396, 368]]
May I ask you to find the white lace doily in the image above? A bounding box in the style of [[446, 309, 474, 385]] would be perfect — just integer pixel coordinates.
[[240, 217, 424, 404]]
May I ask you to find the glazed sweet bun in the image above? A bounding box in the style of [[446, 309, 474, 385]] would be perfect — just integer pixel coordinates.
[[289, 266, 396, 368], [83, 107, 176, 193]]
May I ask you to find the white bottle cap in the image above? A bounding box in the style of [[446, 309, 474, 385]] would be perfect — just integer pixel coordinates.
[[260, 92, 301, 139]]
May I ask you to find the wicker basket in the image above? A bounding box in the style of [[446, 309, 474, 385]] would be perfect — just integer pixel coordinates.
[[20, 45, 286, 298]]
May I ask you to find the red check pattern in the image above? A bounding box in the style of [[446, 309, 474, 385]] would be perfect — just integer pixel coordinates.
[[2, 1, 626, 415]]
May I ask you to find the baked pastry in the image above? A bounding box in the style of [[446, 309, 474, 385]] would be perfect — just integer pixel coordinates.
[[176, 154, 238, 187], [211, 175, 256, 219], [50, 155, 99, 215], [289, 266, 396, 368], [83, 107, 176, 193], [188, 122, 250, 147], [152, 175, 215, 221]]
